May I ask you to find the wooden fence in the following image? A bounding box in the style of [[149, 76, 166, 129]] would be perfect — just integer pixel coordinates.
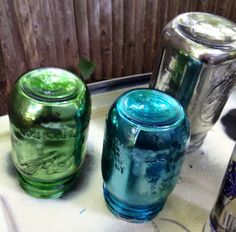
[[0, 0, 236, 115]]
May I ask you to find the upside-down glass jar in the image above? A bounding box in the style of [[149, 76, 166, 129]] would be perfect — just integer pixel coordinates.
[[101, 88, 190, 222], [149, 12, 236, 153], [8, 67, 91, 198]]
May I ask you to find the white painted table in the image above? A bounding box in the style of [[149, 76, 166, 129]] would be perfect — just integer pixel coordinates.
[[0, 87, 235, 232]]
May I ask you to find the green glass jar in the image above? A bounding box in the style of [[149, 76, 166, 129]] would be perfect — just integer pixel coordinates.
[[8, 67, 91, 198]]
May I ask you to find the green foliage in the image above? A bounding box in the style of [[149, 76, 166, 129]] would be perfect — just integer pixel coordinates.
[[78, 58, 96, 81]]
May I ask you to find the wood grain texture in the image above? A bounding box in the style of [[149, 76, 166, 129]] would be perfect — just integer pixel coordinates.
[[74, 0, 90, 60], [28, 0, 57, 67], [230, 1, 236, 22], [49, 0, 78, 71], [167, 0, 182, 21], [123, 0, 135, 76], [143, 0, 158, 72], [60, 0, 79, 72], [154, 0, 169, 55], [133, 0, 146, 74], [100, 0, 113, 79], [38, 0, 58, 67], [196, 0, 215, 13], [178, 0, 191, 13], [48, 0, 66, 68], [1, 0, 236, 115], [13, 0, 40, 68], [214, 0, 233, 18], [155, 0, 167, 52], [0, 43, 8, 115], [112, 0, 124, 77], [0, 0, 27, 85], [87, 0, 102, 81]]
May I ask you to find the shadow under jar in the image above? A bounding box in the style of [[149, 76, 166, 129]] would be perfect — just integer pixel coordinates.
[[8, 67, 91, 198], [102, 89, 190, 222]]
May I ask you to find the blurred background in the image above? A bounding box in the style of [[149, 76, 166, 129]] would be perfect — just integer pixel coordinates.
[[0, 0, 235, 115]]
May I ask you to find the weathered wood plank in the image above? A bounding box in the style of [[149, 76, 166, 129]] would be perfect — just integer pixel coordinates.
[[167, 0, 181, 21], [37, 0, 58, 67], [123, 0, 135, 76], [196, 0, 215, 13], [48, 0, 66, 68], [214, 0, 233, 18], [0, 0, 27, 84], [13, 0, 40, 68], [154, 0, 167, 53], [143, 0, 158, 73], [178, 0, 191, 13], [133, 0, 146, 74], [59, 0, 79, 72], [229, 0, 236, 22], [155, 0, 169, 54], [112, 0, 124, 77], [0, 43, 8, 115], [74, 0, 90, 60], [41, 0, 58, 67], [188, 0, 198, 12], [100, 0, 113, 79], [87, 0, 102, 81]]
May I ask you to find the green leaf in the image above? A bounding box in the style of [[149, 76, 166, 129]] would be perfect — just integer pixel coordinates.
[[78, 58, 96, 81]]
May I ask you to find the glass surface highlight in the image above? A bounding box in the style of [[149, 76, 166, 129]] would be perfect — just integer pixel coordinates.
[[102, 89, 190, 222]]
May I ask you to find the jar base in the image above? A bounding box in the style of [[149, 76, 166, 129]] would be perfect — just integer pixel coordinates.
[[16, 171, 78, 198], [103, 185, 165, 223]]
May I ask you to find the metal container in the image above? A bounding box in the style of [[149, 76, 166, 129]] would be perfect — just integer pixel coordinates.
[[205, 145, 236, 231], [8, 67, 91, 198], [149, 12, 236, 152], [102, 89, 190, 222]]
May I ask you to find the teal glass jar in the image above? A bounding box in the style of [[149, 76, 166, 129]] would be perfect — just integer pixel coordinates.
[[8, 67, 91, 198], [102, 89, 190, 222]]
